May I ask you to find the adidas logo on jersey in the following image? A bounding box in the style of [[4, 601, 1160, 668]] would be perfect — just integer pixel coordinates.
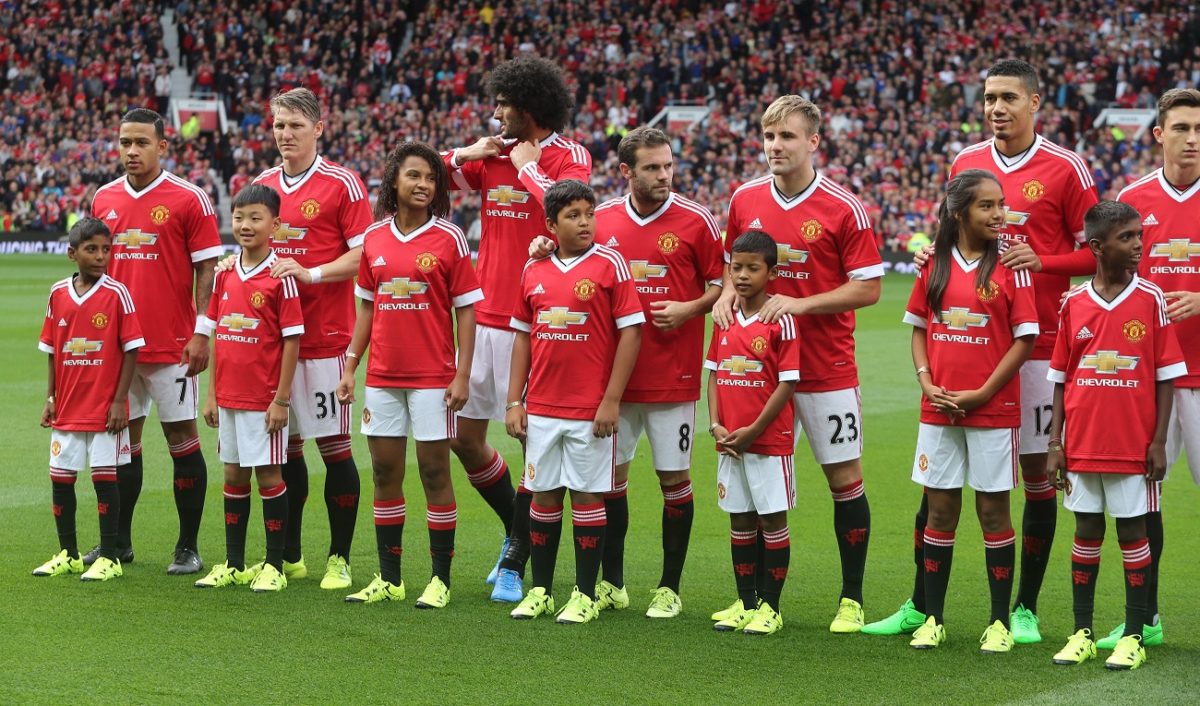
[[721, 336, 728, 344], [104, 209, 118, 221], [1076, 326, 1094, 341], [372, 256, 386, 267], [58, 318, 67, 327], [222, 292, 229, 300], [1142, 213, 1158, 226], [532, 283, 545, 295], [605, 236, 620, 247], [748, 218, 763, 230]]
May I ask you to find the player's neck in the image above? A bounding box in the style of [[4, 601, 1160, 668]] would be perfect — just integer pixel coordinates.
[[126, 167, 163, 191], [738, 291, 768, 317], [526, 127, 553, 145], [773, 165, 817, 199], [73, 271, 101, 294], [629, 190, 667, 218], [994, 132, 1036, 157], [956, 233, 987, 261], [283, 152, 319, 178], [1092, 265, 1133, 299], [393, 208, 430, 234], [1163, 161, 1200, 189], [239, 245, 271, 270]]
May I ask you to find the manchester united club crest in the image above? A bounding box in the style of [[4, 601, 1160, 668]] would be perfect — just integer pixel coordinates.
[[801, 219, 824, 242], [415, 252, 438, 273], [250, 291, 266, 308], [150, 205, 170, 225], [717, 482, 726, 500], [976, 280, 1000, 302], [300, 199, 321, 220], [51, 440, 61, 456], [751, 336, 767, 354], [526, 462, 536, 481], [574, 278, 597, 301], [1123, 319, 1147, 343], [918, 454, 928, 472], [91, 312, 109, 329], [1021, 179, 1045, 202], [362, 408, 372, 425], [657, 232, 680, 255]]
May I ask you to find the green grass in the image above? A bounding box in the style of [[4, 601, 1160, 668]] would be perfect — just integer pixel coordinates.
[[5, 255, 1200, 704]]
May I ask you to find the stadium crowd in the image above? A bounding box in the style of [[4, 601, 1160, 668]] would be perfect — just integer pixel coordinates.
[[2, 0, 1199, 248]]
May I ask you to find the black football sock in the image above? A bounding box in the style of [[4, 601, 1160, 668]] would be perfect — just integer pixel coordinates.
[[281, 441, 308, 563], [92, 470, 120, 560], [760, 525, 791, 613], [912, 492, 929, 612], [427, 502, 457, 586], [223, 484, 252, 570], [465, 450, 515, 534], [572, 501, 606, 600], [1070, 536, 1102, 633], [374, 498, 405, 585], [730, 527, 758, 609], [116, 448, 142, 550], [1014, 476, 1057, 614], [754, 522, 767, 598], [1120, 538, 1151, 637], [1145, 510, 1163, 620], [601, 482, 628, 587], [659, 481, 694, 592], [499, 488, 532, 576], [260, 482, 288, 571], [319, 440, 359, 559], [831, 479, 870, 603], [922, 528, 955, 625], [529, 502, 563, 594], [984, 529, 1016, 625], [50, 472, 79, 556], [169, 438, 206, 552]]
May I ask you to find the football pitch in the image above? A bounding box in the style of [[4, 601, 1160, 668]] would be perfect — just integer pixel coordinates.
[[4, 255, 1199, 704]]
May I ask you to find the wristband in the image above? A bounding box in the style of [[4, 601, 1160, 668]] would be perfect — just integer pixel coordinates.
[[194, 315, 211, 335], [345, 351, 360, 360], [1047, 441, 1064, 452], [46, 396, 55, 404], [505, 401, 523, 410], [709, 422, 720, 435], [307, 267, 323, 284], [915, 366, 930, 378], [272, 398, 291, 408]]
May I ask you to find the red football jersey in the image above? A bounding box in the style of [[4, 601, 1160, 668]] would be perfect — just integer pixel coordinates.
[[595, 193, 724, 403], [951, 135, 1099, 359], [903, 250, 1039, 427], [253, 155, 374, 359], [1121, 169, 1200, 388], [445, 133, 592, 330], [704, 310, 800, 456], [201, 253, 305, 411], [1048, 277, 1187, 474], [510, 244, 645, 421], [725, 173, 883, 392], [39, 275, 145, 431], [92, 171, 222, 364], [355, 216, 484, 389]]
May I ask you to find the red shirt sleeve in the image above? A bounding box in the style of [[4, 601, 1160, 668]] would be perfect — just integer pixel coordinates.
[[839, 210, 884, 275], [904, 265, 930, 326], [278, 276, 305, 337], [340, 179, 375, 248], [204, 271, 222, 322], [704, 327, 719, 367], [611, 265, 645, 324], [516, 153, 592, 208], [1048, 301, 1073, 380], [776, 314, 800, 379], [1008, 269, 1040, 332], [185, 193, 222, 261], [355, 241, 375, 297], [1040, 179, 1099, 276], [449, 246, 483, 303], [444, 151, 485, 192], [118, 290, 144, 351], [39, 292, 55, 351], [510, 264, 534, 329], [1153, 294, 1186, 377]]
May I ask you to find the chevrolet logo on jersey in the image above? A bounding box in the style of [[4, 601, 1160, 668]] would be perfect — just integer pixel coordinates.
[[719, 356, 764, 376], [271, 223, 308, 243], [114, 230, 157, 248], [939, 307, 990, 331], [777, 245, 809, 265], [630, 261, 668, 281], [537, 307, 588, 329], [1080, 350, 1139, 374], [379, 278, 428, 299], [487, 185, 530, 206], [1005, 210, 1030, 227], [62, 338, 102, 356], [219, 313, 260, 333], [1150, 239, 1200, 262]]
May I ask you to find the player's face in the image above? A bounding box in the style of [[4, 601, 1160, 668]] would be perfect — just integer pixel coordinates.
[[68, 235, 112, 281], [547, 198, 595, 257], [623, 144, 674, 206], [729, 251, 775, 300], [394, 155, 438, 213], [493, 95, 528, 140], [763, 114, 819, 179], [1154, 106, 1200, 172], [983, 76, 1040, 142], [272, 106, 324, 163], [961, 179, 1006, 243], [118, 122, 165, 178], [232, 203, 281, 251], [1090, 218, 1143, 271]]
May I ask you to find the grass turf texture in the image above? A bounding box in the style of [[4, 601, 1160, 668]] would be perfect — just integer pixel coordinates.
[[4, 254, 1199, 705]]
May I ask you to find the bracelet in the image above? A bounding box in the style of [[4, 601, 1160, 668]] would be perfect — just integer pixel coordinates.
[[345, 351, 360, 360], [272, 398, 291, 408], [915, 366, 930, 378], [709, 422, 720, 435], [46, 396, 55, 404], [505, 400, 523, 410], [1047, 441, 1064, 452], [307, 267, 323, 284]]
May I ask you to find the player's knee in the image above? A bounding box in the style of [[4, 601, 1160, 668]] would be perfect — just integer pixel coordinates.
[[657, 469, 690, 487], [416, 459, 452, 495], [317, 434, 353, 464], [613, 462, 632, 486], [162, 420, 200, 448], [1114, 515, 1147, 543], [223, 464, 250, 486], [255, 465, 283, 489], [729, 512, 757, 532], [758, 511, 788, 533], [823, 459, 863, 489], [1073, 512, 1106, 539]]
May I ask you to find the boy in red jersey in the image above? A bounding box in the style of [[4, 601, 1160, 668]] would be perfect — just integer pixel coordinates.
[[197, 185, 304, 593], [34, 218, 144, 582], [336, 143, 482, 608], [504, 180, 644, 625], [705, 230, 799, 636], [1047, 201, 1186, 671]]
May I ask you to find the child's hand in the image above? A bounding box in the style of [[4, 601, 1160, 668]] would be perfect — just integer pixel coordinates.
[[106, 400, 129, 433], [943, 388, 988, 412], [444, 374, 469, 413], [266, 401, 288, 434], [335, 372, 356, 405], [920, 381, 964, 419], [505, 404, 527, 441], [1048, 447, 1069, 494], [719, 425, 759, 455], [711, 424, 738, 457], [1146, 440, 1168, 481], [592, 400, 619, 438], [41, 398, 55, 428], [202, 398, 219, 428]]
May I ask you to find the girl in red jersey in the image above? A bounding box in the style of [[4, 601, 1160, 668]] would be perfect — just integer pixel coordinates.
[[900, 169, 1038, 651]]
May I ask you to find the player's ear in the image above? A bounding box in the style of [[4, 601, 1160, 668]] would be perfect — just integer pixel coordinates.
[[1029, 92, 1041, 114], [1087, 237, 1102, 258], [313, 120, 325, 140], [768, 264, 778, 281], [67, 246, 78, 263], [271, 216, 282, 232], [545, 218, 558, 236]]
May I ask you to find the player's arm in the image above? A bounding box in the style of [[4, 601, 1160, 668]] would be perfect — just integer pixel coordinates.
[[446, 305, 476, 412], [181, 257, 217, 377], [201, 346, 219, 428], [705, 370, 735, 457], [337, 297, 374, 405], [650, 283, 724, 331], [447, 137, 504, 174], [1147, 380, 1174, 481], [594, 324, 642, 438], [1046, 382, 1068, 489], [271, 245, 363, 285], [504, 331, 532, 441], [712, 265, 737, 329], [1165, 290, 1200, 322], [943, 334, 1035, 411], [41, 355, 56, 428], [910, 325, 961, 418], [1004, 244, 1094, 276], [106, 348, 139, 434], [513, 142, 591, 207], [720, 378, 797, 452], [268, 336, 300, 433], [759, 277, 882, 324]]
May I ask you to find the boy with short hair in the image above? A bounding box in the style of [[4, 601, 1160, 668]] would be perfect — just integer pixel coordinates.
[[504, 180, 644, 624], [1047, 201, 1186, 670], [705, 230, 800, 635], [34, 217, 144, 581], [196, 184, 304, 593]]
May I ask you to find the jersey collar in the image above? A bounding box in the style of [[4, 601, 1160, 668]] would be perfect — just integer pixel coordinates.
[[390, 215, 437, 242], [988, 134, 1043, 174], [237, 251, 277, 281], [122, 170, 169, 199], [770, 172, 822, 211], [550, 243, 596, 273], [734, 307, 761, 327], [277, 154, 323, 195], [1085, 273, 1139, 311], [623, 192, 674, 226], [67, 273, 109, 306], [1154, 168, 1200, 203], [502, 132, 560, 151], [951, 246, 982, 272]]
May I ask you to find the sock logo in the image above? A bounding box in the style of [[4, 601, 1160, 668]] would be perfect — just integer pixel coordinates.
[[224, 512, 240, 525], [530, 531, 549, 547], [842, 528, 868, 546], [330, 493, 358, 509], [576, 535, 600, 550], [265, 519, 284, 532], [664, 505, 685, 519], [174, 477, 197, 490], [923, 558, 941, 573], [734, 563, 756, 577], [768, 567, 788, 581], [387, 545, 403, 556], [97, 502, 109, 516], [1022, 536, 1046, 554], [52, 504, 63, 517], [1072, 570, 1093, 585], [990, 566, 1012, 581], [1127, 571, 1145, 587]]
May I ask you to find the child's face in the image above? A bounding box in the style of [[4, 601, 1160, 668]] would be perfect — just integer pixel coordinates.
[[68, 235, 112, 279], [729, 251, 776, 299], [547, 198, 595, 255], [962, 179, 1006, 242], [232, 204, 281, 250], [394, 155, 437, 213], [1090, 217, 1143, 271]]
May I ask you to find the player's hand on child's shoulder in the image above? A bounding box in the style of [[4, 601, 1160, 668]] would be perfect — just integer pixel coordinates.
[[528, 236, 556, 259], [214, 253, 237, 273], [912, 244, 934, 268], [999, 243, 1042, 272], [711, 290, 736, 329], [1165, 291, 1200, 322]]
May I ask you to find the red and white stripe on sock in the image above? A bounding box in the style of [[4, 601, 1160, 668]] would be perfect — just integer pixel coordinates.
[[316, 434, 353, 463], [730, 527, 757, 546], [605, 480, 629, 500], [1071, 536, 1103, 565], [466, 450, 508, 488], [1023, 475, 1057, 502], [426, 502, 458, 530], [374, 497, 406, 525], [984, 528, 1016, 549], [1120, 538, 1151, 570], [830, 479, 865, 502], [763, 526, 791, 549], [571, 502, 607, 526], [167, 436, 200, 458], [662, 481, 693, 506]]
